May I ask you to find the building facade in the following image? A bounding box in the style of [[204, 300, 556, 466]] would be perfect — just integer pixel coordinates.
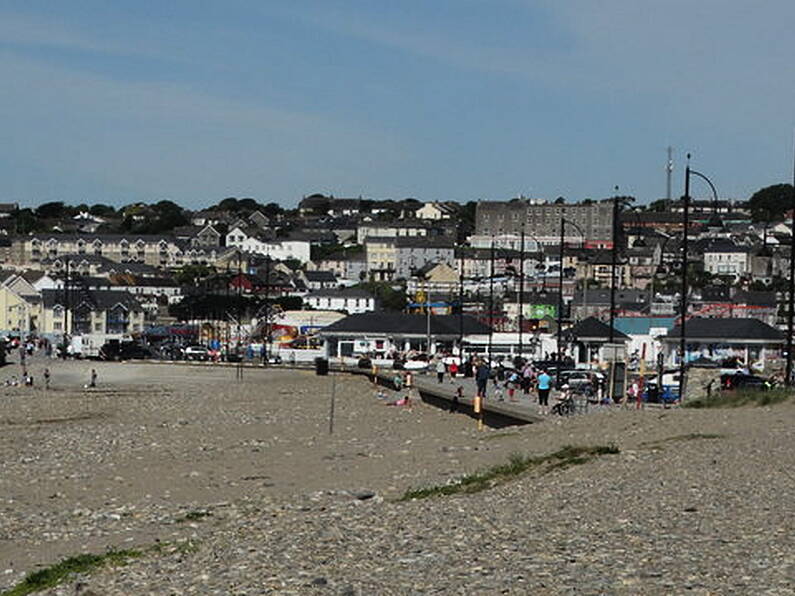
[[476, 199, 614, 248]]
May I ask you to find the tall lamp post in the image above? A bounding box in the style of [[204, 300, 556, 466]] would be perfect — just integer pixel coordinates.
[[517, 229, 543, 363], [786, 139, 795, 386], [518, 226, 525, 363], [609, 187, 620, 343], [488, 240, 495, 366], [679, 154, 719, 400], [458, 243, 465, 367], [556, 215, 585, 360]]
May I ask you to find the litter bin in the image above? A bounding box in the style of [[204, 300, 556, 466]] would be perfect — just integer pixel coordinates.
[[315, 357, 329, 376]]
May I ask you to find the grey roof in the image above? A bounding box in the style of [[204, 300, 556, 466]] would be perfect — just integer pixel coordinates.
[[395, 236, 455, 249], [304, 270, 338, 283], [664, 318, 784, 342], [306, 288, 373, 299], [698, 238, 750, 254], [30, 233, 176, 243], [569, 317, 630, 342], [41, 288, 144, 311], [574, 288, 650, 305], [319, 313, 491, 336], [107, 262, 161, 275]]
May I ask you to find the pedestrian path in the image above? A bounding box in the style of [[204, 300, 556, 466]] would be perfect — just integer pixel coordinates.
[[382, 371, 545, 424]]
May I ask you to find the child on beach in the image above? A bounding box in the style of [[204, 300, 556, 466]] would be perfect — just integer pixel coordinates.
[[493, 379, 504, 402]]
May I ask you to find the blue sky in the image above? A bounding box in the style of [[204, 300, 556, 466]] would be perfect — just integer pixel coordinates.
[[1, 1, 794, 209]]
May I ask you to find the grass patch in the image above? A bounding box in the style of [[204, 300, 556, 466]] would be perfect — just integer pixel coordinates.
[[685, 388, 793, 409], [399, 444, 619, 501], [2, 539, 202, 596], [639, 433, 724, 449], [1, 548, 142, 596]]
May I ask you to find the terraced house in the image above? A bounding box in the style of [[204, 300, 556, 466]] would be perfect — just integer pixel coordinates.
[[11, 234, 222, 269], [39, 288, 145, 336]]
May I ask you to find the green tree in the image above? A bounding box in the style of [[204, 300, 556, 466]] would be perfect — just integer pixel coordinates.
[[218, 197, 239, 212], [237, 198, 259, 212], [89, 204, 117, 217], [175, 264, 214, 285], [35, 201, 67, 219], [356, 281, 406, 312], [14, 208, 46, 233], [260, 202, 283, 219], [648, 199, 669, 212], [748, 183, 794, 223]]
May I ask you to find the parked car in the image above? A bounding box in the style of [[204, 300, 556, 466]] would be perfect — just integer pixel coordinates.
[[184, 345, 210, 361], [99, 340, 154, 361], [555, 370, 602, 390], [720, 373, 771, 391], [403, 359, 429, 371]]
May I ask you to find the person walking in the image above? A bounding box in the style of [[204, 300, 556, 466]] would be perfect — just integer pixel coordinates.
[[536, 369, 552, 415], [450, 385, 462, 413], [448, 360, 459, 380], [436, 359, 446, 384], [88, 368, 97, 388], [475, 359, 490, 398], [522, 364, 534, 395], [44, 368, 51, 390]]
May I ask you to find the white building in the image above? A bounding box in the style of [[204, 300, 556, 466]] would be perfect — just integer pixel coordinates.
[[226, 225, 311, 263], [415, 202, 458, 220], [305, 288, 376, 314], [702, 240, 750, 277]]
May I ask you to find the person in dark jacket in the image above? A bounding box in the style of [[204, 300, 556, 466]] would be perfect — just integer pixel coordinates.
[[475, 359, 490, 398]]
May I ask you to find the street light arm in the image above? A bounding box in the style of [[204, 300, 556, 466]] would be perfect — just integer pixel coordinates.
[[688, 169, 719, 203], [562, 218, 586, 240]]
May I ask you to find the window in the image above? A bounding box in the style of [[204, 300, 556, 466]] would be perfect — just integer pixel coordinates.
[[53, 322, 62, 331], [94, 322, 103, 332]]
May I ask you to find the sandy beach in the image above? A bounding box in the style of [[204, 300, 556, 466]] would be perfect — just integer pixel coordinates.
[[1, 355, 793, 594]]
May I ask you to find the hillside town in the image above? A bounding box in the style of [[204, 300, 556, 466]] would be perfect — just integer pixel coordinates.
[[0, 185, 793, 396]]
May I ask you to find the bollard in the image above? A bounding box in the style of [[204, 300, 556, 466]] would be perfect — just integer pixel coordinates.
[[473, 394, 484, 431]]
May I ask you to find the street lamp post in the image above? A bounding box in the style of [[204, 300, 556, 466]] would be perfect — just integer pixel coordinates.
[[458, 243, 465, 367], [518, 226, 525, 363], [609, 188, 620, 343], [556, 216, 585, 361], [679, 154, 719, 400], [488, 240, 495, 366], [556, 215, 565, 360], [62, 259, 71, 359], [787, 139, 795, 386]]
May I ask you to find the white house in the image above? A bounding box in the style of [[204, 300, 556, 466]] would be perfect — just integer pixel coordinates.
[[415, 202, 458, 220], [305, 288, 376, 315], [226, 225, 311, 263], [702, 240, 750, 277]]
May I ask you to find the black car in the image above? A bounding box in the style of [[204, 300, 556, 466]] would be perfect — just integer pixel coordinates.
[[99, 340, 155, 361], [720, 373, 770, 391]]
